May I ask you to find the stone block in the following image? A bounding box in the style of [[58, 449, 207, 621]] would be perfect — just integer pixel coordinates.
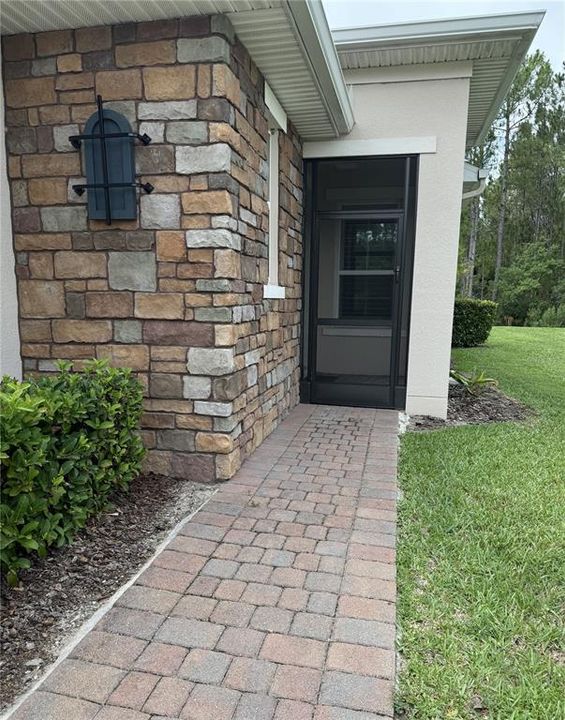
[[211, 14, 236, 42], [52, 320, 112, 343], [115, 320, 142, 343], [213, 372, 247, 401], [31, 57, 56, 76], [177, 36, 230, 64], [104, 100, 137, 127], [185, 229, 240, 250], [135, 145, 175, 174], [28, 253, 53, 279], [143, 66, 196, 100], [56, 73, 94, 91], [194, 307, 232, 323], [156, 231, 186, 261], [6, 127, 37, 154], [197, 98, 234, 123], [135, 293, 184, 319], [212, 65, 240, 105], [11, 180, 28, 207], [65, 292, 85, 318], [15, 233, 71, 251], [96, 69, 142, 100], [22, 153, 80, 179], [150, 374, 183, 399], [214, 249, 241, 278], [97, 344, 150, 371], [19, 280, 65, 318], [20, 319, 52, 342], [140, 194, 180, 229], [176, 144, 231, 174], [195, 432, 233, 453], [183, 376, 211, 400], [53, 124, 79, 152], [13, 207, 40, 233], [86, 291, 133, 317], [36, 30, 73, 56], [57, 54, 82, 73], [54, 251, 106, 278], [60, 89, 94, 105], [68, 177, 87, 205], [182, 190, 233, 214], [170, 452, 216, 482], [41, 207, 87, 232], [5, 77, 57, 108], [157, 429, 195, 452], [138, 18, 179, 40], [165, 121, 207, 145], [76, 26, 112, 52], [28, 178, 67, 205], [187, 347, 235, 376], [2, 34, 34, 61], [138, 101, 197, 120], [116, 40, 176, 67], [39, 106, 71, 124], [3, 62, 31, 81], [108, 252, 157, 291], [196, 279, 233, 292], [216, 449, 241, 480], [83, 50, 113, 71], [139, 121, 164, 144], [144, 321, 213, 346]]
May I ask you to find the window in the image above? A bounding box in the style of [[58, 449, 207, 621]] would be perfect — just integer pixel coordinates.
[[264, 83, 287, 299], [338, 220, 398, 321]]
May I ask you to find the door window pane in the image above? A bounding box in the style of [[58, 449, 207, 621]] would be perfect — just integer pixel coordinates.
[[341, 221, 397, 271], [339, 275, 393, 320]]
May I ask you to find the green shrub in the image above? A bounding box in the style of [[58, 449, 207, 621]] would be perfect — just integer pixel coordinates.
[[0, 360, 145, 585], [527, 304, 565, 327], [452, 298, 497, 347]]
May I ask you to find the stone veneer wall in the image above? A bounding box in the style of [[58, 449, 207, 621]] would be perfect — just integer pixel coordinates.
[[2, 15, 303, 482]]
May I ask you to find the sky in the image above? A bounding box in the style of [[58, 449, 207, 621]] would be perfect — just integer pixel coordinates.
[[322, 0, 565, 70]]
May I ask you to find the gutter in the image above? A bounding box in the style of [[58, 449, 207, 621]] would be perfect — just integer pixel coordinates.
[[462, 162, 488, 202], [283, 0, 354, 136]]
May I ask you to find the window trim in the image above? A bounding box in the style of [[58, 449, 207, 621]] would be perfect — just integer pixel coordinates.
[[264, 83, 287, 300]]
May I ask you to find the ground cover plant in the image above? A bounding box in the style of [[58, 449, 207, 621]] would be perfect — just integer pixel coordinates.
[[397, 327, 565, 719]]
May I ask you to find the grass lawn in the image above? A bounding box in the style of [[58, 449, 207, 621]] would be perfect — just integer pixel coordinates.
[[396, 327, 565, 719]]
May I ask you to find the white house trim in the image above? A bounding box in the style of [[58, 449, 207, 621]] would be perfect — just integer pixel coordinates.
[[303, 137, 437, 159], [0, 58, 21, 380], [344, 61, 473, 85], [265, 82, 287, 133]]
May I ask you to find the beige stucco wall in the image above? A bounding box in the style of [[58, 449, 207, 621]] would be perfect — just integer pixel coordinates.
[[0, 56, 21, 380], [305, 62, 472, 417]]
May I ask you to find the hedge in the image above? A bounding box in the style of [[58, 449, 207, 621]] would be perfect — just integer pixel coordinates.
[[452, 298, 497, 347], [0, 360, 145, 585]]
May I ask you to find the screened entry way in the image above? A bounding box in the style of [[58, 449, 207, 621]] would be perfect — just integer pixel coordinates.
[[302, 156, 417, 409]]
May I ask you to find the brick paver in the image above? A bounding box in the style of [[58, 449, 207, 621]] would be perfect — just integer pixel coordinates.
[[8, 405, 398, 719]]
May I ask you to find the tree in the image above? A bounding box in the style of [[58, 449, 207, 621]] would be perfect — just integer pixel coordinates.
[[491, 52, 554, 301], [458, 53, 564, 325]]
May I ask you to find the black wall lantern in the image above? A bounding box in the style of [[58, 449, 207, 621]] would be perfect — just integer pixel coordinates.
[[70, 95, 154, 225]]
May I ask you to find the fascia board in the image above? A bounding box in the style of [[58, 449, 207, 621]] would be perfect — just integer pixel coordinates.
[[282, 0, 354, 136]]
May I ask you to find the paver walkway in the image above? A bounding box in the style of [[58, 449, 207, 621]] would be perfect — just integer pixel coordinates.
[[9, 404, 399, 720]]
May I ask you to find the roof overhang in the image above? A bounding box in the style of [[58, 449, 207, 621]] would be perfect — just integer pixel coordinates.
[[333, 11, 545, 148], [0, 0, 354, 140]]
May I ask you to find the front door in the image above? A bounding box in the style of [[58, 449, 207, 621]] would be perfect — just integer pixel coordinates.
[[302, 157, 417, 410]]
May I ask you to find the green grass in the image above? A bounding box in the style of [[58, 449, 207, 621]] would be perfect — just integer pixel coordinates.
[[396, 327, 565, 719]]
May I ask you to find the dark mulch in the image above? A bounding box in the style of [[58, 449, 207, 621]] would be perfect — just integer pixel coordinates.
[[409, 384, 533, 431], [0, 473, 215, 711]]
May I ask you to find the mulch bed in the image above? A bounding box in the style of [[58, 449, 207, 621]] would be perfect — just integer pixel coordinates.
[[0, 473, 215, 711], [408, 384, 533, 431]]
